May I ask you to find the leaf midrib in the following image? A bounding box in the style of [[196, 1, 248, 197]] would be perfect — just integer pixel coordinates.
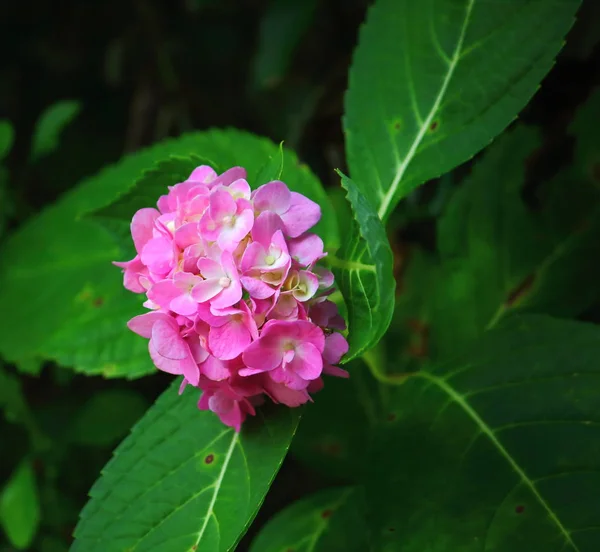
[[417, 370, 580, 551], [376, 0, 476, 220]]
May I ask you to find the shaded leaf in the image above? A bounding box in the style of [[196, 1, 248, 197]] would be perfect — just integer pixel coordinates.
[[0, 120, 14, 160], [69, 389, 149, 447], [31, 100, 82, 161], [254, 141, 284, 186], [344, 0, 581, 219], [330, 172, 395, 361], [250, 487, 370, 552], [72, 381, 300, 552], [368, 315, 600, 551], [0, 461, 40, 550]]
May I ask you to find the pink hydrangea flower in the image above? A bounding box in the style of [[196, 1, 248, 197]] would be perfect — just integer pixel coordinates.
[[115, 164, 348, 431]]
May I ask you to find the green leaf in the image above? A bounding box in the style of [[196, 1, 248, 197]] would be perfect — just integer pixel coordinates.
[[72, 381, 300, 552], [0, 129, 336, 378], [31, 100, 82, 161], [344, 0, 581, 220], [330, 172, 395, 361], [368, 314, 600, 551], [0, 461, 40, 550], [69, 389, 149, 447], [250, 487, 370, 552], [254, 141, 284, 186], [0, 120, 14, 160]]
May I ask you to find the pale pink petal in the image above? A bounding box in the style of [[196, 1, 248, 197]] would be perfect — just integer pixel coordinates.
[[211, 278, 242, 309], [253, 181, 290, 214], [228, 178, 251, 200], [217, 209, 254, 251], [292, 271, 319, 302], [191, 278, 222, 303], [241, 242, 268, 272], [197, 257, 224, 279], [149, 340, 183, 375], [281, 193, 321, 237]]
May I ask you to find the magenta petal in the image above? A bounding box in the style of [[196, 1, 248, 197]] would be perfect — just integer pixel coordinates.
[[253, 181, 290, 214], [241, 242, 267, 273], [209, 320, 250, 360], [263, 379, 310, 407], [289, 342, 322, 380], [213, 166, 247, 188], [131, 208, 160, 254], [281, 193, 321, 237], [180, 354, 200, 386], [323, 364, 350, 378], [243, 337, 282, 372], [238, 366, 266, 377], [241, 275, 275, 299]]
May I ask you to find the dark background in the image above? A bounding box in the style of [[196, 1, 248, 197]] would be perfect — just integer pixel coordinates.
[[1, 0, 599, 550]]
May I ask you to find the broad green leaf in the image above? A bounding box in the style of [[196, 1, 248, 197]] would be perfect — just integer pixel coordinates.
[[0, 461, 40, 550], [72, 381, 300, 552], [251, 0, 317, 90], [0, 129, 336, 378], [69, 389, 148, 447], [330, 172, 395, 360], [250, 487, 370, 552], [344, 0, 581, 220], [0, 120, 14, 160], [368, 315, 600, 551], [31, 100, 82, 161]]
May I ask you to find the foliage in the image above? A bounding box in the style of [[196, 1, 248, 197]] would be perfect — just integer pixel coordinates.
[[1, 0, 599, 550]]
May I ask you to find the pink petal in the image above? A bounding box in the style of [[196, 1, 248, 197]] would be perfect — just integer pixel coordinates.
[[289, 342, 322, 380], [174, 222, 201, 249], [251, 211, 284, 247], [151, 319, 188, 360], [210, 189, 237, 221], [241, 242, 268, 273], [253, 181, 290, 214], [281, 193, 321, 237], [191, 278, 223, 303], [228, 178, 251, 200], [323, 364, 350, 378], [147, 280, 180, 310], [141, 237, 174, 275], [127, 312, 174, 338], [288, 233, 325, 265], [242, 336, 283, 372], [241, 275, 276, 299], [323, 332, 349, 364], [292, 270, 319, 302], [212, 167, 247, 188], [209, 320, 251, 360], [188, 165, 217, 184], [200, 355, 231, 381], [197, 257, 224, 279], [170, 293, 198, 316], [217, 209, 254, 251], [131, 208, 160, 254], [263, 378, 310, 407], [211, 278, 242, 309]]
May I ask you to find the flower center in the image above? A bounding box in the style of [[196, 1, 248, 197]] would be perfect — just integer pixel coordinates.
[[219, 276, 231, 288], [222, 215, 235, 227], [265, 255, 275, 266]]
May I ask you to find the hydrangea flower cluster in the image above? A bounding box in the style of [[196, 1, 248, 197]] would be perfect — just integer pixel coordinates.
[[115, 164, 349, 431]]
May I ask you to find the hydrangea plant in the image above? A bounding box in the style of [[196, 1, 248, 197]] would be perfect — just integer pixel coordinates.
[[1, 0, 599, 551]]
